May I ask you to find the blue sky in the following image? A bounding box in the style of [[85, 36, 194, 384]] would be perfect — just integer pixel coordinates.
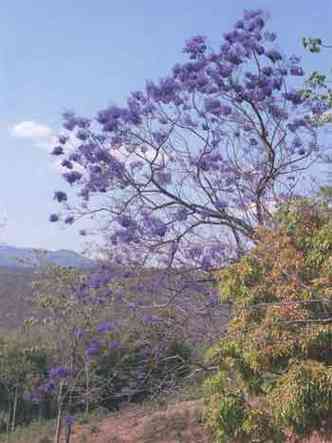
[[0, 0, 331, 252]]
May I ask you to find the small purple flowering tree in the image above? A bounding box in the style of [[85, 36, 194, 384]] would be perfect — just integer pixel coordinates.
[[51, 10, 324, 273], [32, 265, 195, 423], [31, 266, 115, 442]]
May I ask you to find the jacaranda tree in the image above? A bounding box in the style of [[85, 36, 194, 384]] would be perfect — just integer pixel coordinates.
[[50, 9, 326, 272]]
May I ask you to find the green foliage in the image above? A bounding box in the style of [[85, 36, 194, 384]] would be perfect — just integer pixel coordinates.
[[270, 360, 332, 437], [302, 37, 332, 133], [0, 265, 196, 439], [0, 332, 51, 432], [0, 419, 55, 443], [205, 199, 332, 442], [91, 324, 194, 408], [302, 37, 323, 53]]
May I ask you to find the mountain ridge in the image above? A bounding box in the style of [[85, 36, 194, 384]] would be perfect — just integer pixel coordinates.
[[0, 244, 94, 269]]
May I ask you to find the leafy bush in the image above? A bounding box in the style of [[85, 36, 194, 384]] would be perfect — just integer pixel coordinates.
[[204, 199, 332, 442], [0, 267, 195, 439]]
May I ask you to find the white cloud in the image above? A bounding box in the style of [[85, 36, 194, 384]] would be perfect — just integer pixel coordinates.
[[10, 120, 56, 150], [12, 121, 52, 138]]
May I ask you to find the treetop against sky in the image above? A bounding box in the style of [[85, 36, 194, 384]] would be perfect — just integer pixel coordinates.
[[0, 0, 330, 251]]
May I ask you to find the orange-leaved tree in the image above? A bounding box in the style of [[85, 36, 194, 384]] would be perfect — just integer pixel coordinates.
[[204, 198, 332, 442]]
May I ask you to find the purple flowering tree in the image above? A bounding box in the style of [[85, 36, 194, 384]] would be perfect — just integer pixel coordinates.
[[51, 9, 324, 273], [31, 267, 116, 442], [48, 10, 331, 361]]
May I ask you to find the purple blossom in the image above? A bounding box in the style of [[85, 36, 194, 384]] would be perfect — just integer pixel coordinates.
[[155, 171, 172, 185], [152, 223, 167, 237], [96, 321, 114, 333], [264, 31, 277, 42], [64, 215, 75, 225], [205, 98, 221, 114], [174, 208, 189, 221], [109, 340, 121, 351], [54, 191, 68, 202], [51, 146, 64, 156], [61, 159, 73, 169], [266, 49, 282, 63], [201, 255, 212, 271], [143, 214, 168, 237], [64, 416, 75, 427], [277, 67, 288, 76], [40, 382, 56, 393], [215, 199, 228, 209], [292, 137, 303, 148], [76, 117, 91, 129], [289, 55, 301, 64], [254, 44, 265, 55], [183, 35, 207, 59], [262, 66, 273, 76], [86, 339, 102, 357], [63, 170, 82, 184], [270, 105, 288, 120], [49, 214, 59, 222], [243, 9, 263, 21], [235, 20, 245, 29], [290, 66, 304, 76], [117, 215, 136, 228], [62, 111, 79, 131], [218, 64, 233, 78], [284, 90, 304, 105], [142, 314, 161, 324], [58, 135, 68, 144], [189, 246, 203, 259], [220, 105, 232, 116], [310, 100, 329, 115], [69, 152, 81, 162], [49, 367, 71, 379], [76, 129, 89, 141]]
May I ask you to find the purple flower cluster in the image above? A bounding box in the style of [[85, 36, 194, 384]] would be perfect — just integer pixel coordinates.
[[50, 9, 323, 275], [54, 191, 67, 202], [96, 321, 114, 333], [49, 366, 72, 380], [85, 339, 102, 357], [64, 415, 75, 426]]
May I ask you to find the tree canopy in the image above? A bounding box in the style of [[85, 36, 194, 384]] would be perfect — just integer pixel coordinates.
[[50, 9, 326, 270], [205, 198, 332, 442]]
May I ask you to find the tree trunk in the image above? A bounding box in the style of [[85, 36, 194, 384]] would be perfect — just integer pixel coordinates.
[[54, 383, 64, 443], [11, 387, 18, 433], [65, 424, 72, 443], [85, 362, 90, 415], [6, 408, 10, 443], [54, 407, 63, 443]]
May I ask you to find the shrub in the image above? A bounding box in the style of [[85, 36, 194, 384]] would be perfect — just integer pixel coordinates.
[[204, 199, 332, 442]]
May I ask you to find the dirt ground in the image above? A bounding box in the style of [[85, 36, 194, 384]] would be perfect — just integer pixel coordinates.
[[68, 400, 210, 443], [65, 400, 331, 443]]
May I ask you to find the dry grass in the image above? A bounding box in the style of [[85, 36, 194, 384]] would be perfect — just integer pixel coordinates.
[[68, 400, 211, 443], [0, 420, 55, 443], [1, 401, 331, 443]]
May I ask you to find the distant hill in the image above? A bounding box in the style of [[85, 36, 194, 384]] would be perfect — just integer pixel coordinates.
[[0, 245, 95, 329], [0, 244, 94, 269], [0, 244, 95, 330], [0, 246, 229, 337], [0, 267, 35, 330]]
